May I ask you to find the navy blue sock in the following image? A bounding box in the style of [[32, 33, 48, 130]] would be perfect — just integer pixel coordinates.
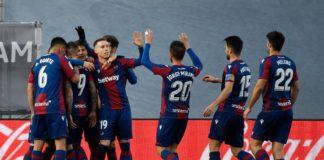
[[24, 145, 33, 160], [161, 149, 178, 160], [255, 149, 269, 160], [74, 144, 87, 159], [209, 151, 220, 160], [107, 146, 117, 160], [174, 152, 179, 159], [66, 149, 77, 160], [120, 142, 132, 160], [31, 150, 42, 160], [237, 150, 255, 160], [53, 150, 66, 160], [42, 146, 55, 160]]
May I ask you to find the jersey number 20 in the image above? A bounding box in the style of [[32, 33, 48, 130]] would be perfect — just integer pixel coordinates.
[[169, 80, 193, 101]]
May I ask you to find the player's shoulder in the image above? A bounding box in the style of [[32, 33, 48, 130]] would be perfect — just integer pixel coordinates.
[[260, 55, 272, 63]]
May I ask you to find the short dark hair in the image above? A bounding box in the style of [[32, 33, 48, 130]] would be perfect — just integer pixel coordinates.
[[67, 41, 78, 57], [224, 36, 243, 55], [93, 38, 107, 47], [103, 35, 119, 48], [74, 40, 85, 47], [50, 37, 67, 48], [266, 31, 285, 51], [170, 41, 186, 61]]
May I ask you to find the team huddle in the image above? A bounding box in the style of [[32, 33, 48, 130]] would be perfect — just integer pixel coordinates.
[[25, 27, 299, 160]]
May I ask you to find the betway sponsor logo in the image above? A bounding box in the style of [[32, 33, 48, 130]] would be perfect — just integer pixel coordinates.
[[172, 108, 189, 113], [35, 100, 51, 107], [98, 75, 119, 84], [278, 100, 291, 107], [74, 104, 86, 109]]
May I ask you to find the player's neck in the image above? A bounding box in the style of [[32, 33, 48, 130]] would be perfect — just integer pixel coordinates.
[[269, 50, 281, 56], [99, 57, 109, 64], [172, 60, 183, 66], [229, 56, 240, 62]]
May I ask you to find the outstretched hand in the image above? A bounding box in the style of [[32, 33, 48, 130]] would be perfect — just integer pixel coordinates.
[[133, 31, 143, 47], [179, 33, 190, 49], [202, 75, 222, 83], [144, 29, 153, 44], [75, 26, 86, 40]]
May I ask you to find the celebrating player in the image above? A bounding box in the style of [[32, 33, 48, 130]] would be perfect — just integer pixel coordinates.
[[91, 36, 142, 160], [65, 41, 98, 160], [28, 37, 80, 160], [141, 29, 203, 160], [203, 36, 254, 160], [244, 31, 300, 160]]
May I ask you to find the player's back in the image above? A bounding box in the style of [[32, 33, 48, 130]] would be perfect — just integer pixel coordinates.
[[160, 65, 197, 119], [260, 55, 298, 111], [32, 53, 68, 114], [218, 60, 251, 116]]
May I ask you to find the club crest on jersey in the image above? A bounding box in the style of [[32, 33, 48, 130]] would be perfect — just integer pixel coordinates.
[[159, 125, 162, 130], [260, 119, 264, 124], [215, 119, 219, 124]]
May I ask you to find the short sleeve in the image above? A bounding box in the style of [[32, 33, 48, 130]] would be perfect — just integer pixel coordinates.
[[58, 54, 75, 79], [224, 63, 236, 82], [258, 58, 271, 79], [152, 64, 172, 77]]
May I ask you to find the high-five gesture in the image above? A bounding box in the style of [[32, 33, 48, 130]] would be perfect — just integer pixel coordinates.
[[133, 31, 143, 47], [179, 33, 191, 49], [145, 29, 153, 44]]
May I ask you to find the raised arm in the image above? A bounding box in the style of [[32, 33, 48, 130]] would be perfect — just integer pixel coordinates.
[[126, 69, 137, 84], [179, 33, 203, 70], [75, 26, 96, 57], [141, 29, 154, 71]]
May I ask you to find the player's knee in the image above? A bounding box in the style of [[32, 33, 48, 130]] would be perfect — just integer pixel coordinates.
[[156, 146, 165, 156], [169, 144, 178, 153], [99, 140, 111, 146], [209, 139, 221, 152], [272, 143, 284, 159], [230, 147, 242, 157], [249, 138, 262, 152]]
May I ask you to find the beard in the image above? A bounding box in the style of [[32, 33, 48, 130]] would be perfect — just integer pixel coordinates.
[[226, 54, 230, 60]]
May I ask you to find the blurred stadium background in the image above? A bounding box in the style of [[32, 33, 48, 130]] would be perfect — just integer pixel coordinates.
[[1, 0, 324, 119], [0, 0, 323, 159]]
